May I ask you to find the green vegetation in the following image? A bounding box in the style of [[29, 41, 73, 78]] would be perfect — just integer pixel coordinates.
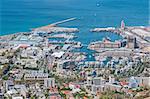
[[73, 92, 86, 98], [61, 88, 72, 91], [59, 92, 67, 99], [2, 75, 9, 80], [52, 74, 77, 85], [118, 61, 149, 78], [99, 91, 130, 99]]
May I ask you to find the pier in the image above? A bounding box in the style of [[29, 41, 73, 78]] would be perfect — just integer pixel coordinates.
[[47, 34, 76, 39], [48, 40, 80, 45]]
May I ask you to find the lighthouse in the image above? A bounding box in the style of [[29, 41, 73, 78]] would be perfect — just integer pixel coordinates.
[[121, 20, 125, 30]]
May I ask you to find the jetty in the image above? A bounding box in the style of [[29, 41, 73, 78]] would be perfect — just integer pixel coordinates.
[[32, 18, 78, 33], [50, 17, 76, 26]]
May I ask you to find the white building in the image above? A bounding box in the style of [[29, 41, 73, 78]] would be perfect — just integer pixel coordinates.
[[24, 72, 48, 80], [135, 77, 150, 87], [92, 77, 105, 85], [44, 78, 55, 88], [12, 96, 23, 99]]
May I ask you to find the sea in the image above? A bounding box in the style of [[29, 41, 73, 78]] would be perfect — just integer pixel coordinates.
[[1, 0, 149, 61]]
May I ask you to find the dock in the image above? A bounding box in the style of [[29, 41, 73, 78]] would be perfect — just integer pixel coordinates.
[[90, 27, 122, 35], [48, 40, 79, 45], [47, 33, 76, 39]]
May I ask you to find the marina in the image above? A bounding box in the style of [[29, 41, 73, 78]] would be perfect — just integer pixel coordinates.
[[90, 21, 150, 50], [1, 0, 150, 98]]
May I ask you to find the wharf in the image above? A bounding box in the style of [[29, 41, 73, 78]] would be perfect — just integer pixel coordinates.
[[49, 41, 79, 45], [91, 27, 116, 32], [90, 27, 121, 35]]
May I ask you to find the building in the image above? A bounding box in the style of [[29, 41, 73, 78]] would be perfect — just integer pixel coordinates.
[[135, 77, 150, 87], [12, 96, 23, 99], [128, 77, 139, 88], [96, 49, 133, 58], [14, 85, 28, 98], [91, 85, 105, 94], [85, 77, 106, 94], [92, 77, 105, 85], [127, 36, 137, 49], [24, 72, 48, 81], [0, 82, 4, 99], [51, 51, 65, 59], [89, 38, 121, 50], [3, 80, 14, 91], [109, 76, 115, 84], [44, 78, 55, 88], [104, 83, 122, 92]]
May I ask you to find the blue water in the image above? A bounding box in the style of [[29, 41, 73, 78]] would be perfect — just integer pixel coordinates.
[[1, 0, 149, 34], [49, 38, 66, 42], [1, 0, 149, 61]]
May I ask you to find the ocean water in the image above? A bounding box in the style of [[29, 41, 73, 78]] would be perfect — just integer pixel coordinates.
[[1, 0, 149, 61], [1, 0, 149, 34]]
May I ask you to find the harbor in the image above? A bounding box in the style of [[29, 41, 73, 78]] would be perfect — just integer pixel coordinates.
[[0, 20, 150, 99], [1, 0, 150, 98], [90, 21, 150, 49], [0, 19, 150, 99]]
